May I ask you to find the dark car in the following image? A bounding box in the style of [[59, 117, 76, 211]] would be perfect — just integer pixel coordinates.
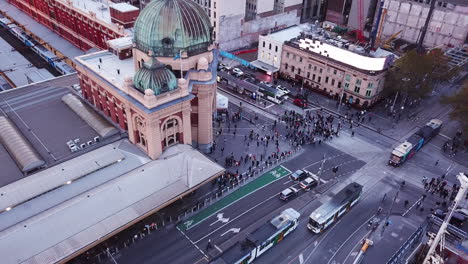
[[290, 169, 309, 181], [299, 177, 318, 190], [293, 98, 307, 108], [280, 187, 299, 201]]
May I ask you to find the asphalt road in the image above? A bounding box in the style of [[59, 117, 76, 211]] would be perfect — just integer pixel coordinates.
[[106, 70, 467, 264], [113, 142, 365, 264]]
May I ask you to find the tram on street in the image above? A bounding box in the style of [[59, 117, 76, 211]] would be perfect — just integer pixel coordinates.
[[307, 182, 363, 233], [257, 84, 286, 104], [389, 119, 442, 166], [211, 208, 300, 264]]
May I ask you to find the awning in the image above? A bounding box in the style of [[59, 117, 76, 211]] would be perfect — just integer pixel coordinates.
[[250, 60, 279, 73]]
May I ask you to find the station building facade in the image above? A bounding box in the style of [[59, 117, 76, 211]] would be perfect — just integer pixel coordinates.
[[75, 0, 217, 159]]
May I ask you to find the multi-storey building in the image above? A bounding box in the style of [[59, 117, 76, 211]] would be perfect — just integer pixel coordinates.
[[253, 25, 305, 75], [379, 0, 468, 48], [191, 0, 303, 51], [280, 35, 395, 108], [6, 0, 139, 50]]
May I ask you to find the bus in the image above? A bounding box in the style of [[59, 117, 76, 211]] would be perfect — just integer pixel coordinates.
[[307, 182, 362, 233], [389, 119, 442, 166], [212, 208, 300, 264]]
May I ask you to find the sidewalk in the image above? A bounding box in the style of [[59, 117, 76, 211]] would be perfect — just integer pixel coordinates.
[[0, 0, 84, 60]]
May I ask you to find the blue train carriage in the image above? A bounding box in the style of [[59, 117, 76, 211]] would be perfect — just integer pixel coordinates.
[[211, 208, 300, 264], [389, 119, 443, 166]]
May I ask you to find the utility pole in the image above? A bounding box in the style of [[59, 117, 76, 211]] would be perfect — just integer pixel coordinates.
[[422, 172, 468, 264], [381, 190, 399, 237]]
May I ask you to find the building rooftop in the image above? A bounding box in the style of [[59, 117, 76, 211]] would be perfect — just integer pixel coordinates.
[[292, 37, 393, 72], [79, 50, 134, 89], [0, 74, 123, 186], [0, 142, 223, 264], [112, 2, 139, 12], [264, 25, 306, 43], [52, 0, 134, 36], [0, 2, 85, 60]]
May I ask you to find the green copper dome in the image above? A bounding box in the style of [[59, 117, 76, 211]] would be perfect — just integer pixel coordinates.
[[133, 0, 213, 57], [133, 57, 177, 95]]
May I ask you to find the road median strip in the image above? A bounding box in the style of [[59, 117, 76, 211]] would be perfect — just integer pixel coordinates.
[[178, 165, 291, 231]]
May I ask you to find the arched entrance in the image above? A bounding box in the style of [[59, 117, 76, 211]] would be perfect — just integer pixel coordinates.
[[162, 117, 182, 148]]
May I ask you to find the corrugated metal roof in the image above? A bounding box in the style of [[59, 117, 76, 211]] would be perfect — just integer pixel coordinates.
[[0, 116, 45, 173], [0, 143, 223, 264]]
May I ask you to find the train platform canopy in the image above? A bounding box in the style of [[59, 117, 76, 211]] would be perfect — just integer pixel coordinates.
[[0, 140, 224, 264]]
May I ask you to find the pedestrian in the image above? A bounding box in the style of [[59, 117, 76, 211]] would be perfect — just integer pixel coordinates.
[[435, 160, 439, 166], [207, 239, 213, 251], [351, 131, 355, 137]]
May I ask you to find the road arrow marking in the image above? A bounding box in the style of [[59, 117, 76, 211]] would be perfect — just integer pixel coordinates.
[[210, 213, 230, 226], [221, 228, 241, 237]]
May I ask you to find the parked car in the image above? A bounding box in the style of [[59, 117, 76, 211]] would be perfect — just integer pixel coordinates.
[[217, 63, 227, 71], [299, 177, 318, 190], [276, 85, 290, 95], [290, 169, 309, 181], [280, 187, 299, 200], [293, 98, 308, 108], [232, 68, 244, 76]]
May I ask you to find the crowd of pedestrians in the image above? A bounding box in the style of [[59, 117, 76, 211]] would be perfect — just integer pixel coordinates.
[[423, 177, 460, 203]]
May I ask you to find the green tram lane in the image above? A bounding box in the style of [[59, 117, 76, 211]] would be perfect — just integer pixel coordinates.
[[178, 165, 291, 231]]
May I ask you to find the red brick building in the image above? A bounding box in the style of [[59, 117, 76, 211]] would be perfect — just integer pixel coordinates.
[[7, 0, 138, 50]]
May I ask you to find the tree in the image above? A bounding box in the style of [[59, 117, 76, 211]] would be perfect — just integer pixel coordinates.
[[383, 49, 459, 99], [442, 80, 468, 143]]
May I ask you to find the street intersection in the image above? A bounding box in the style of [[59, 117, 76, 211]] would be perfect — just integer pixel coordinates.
[[107, 66, 467, 264]]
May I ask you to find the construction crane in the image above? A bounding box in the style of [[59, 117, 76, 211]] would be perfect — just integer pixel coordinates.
[[382, 30, 403, 50], [417, 0, 437, 54], [370, 0, 385, 49], [422, 172, 468, 264]]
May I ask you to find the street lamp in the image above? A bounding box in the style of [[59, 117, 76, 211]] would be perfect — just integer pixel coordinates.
[[390, 77, 411, 113]]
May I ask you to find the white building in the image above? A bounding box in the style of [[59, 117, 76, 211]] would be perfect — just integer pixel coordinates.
[[252, 25, 305, 74], [191, 0, 303, 51], [380, 0, 468, 48]]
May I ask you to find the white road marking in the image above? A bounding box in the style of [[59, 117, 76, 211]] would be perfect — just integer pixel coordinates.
[[193, 191, 281, 244], [325, 214, 375, 264], [176, 226, 208, 259], [299, 253, 304, 264], [214, 245, 223, 253], [221, 228, 241, 236], [209, 213, 230, 226]]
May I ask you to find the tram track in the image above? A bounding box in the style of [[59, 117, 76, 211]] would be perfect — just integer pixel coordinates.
[[284, 161, 388, 264]]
